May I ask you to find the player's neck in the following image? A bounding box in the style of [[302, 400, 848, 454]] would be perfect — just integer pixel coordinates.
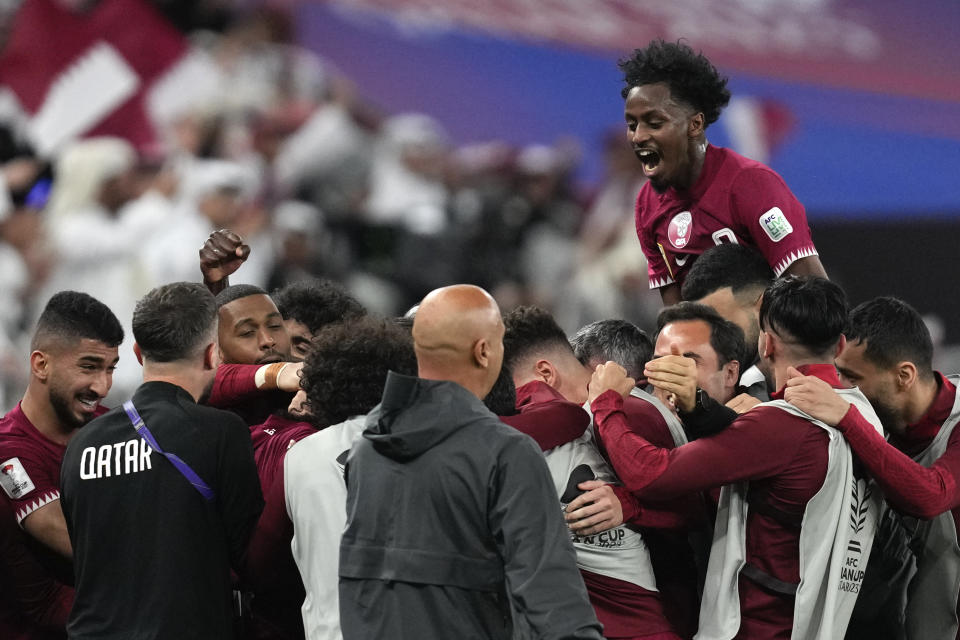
[[675, 139, 708, 192], [19, 384, 75, 446]]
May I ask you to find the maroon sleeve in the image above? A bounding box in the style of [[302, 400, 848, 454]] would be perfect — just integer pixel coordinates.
[[500, 401, 589, 451], [206, 364, 260, 408], [245, 469, 297, 592], [729, 168, 816, 276], [0, 496, 73, 629], [617, 396, 711, 530], [837, 405, 960, 519], [593, 391, 807, 499]]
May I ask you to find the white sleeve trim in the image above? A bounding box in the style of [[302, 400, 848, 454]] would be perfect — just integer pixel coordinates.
[[15, 490, 60, 525], [648, 275, 675, 290], [773, 246, 818, 277]]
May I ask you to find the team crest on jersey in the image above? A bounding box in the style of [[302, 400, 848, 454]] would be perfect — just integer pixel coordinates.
[[759, 207, 793, 242], [0, 457, 35, 499], [668, 211, 693, 249]]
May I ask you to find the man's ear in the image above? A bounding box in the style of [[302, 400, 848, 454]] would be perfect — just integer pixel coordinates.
[[895, 360, 919, 391], [133, 343, 144, 366], [759, 330, 776, 360], [29, 350, 49, 381], [688, 111, 705, 138], [722, 359, 740, 389], [203, 342, 218, 371], [834, 334, 847, 359], [473, 339, 490, 369], [534, 359, 559, 389]]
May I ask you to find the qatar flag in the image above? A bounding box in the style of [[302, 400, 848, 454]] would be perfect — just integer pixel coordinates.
[[0, 0, 191, 155]]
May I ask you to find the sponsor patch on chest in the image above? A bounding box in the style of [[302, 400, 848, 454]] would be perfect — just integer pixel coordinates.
[[0, 457, 36, 499], [759, 207, 793, 242]]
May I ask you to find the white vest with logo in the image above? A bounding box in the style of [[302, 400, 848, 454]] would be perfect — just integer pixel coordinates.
[[696, 387, 884, 640], [559, 402, 658, 590]]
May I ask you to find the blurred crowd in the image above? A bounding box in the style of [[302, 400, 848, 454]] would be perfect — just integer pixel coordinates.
[[0, 5, 662, 409]]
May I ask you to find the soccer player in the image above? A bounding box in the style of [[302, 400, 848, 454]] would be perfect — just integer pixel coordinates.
[[0, 291, 122, 639], [591, 277, 882, 638], [681, 243, 774, 400], [249, 317, 417, 640], [505, 307, 690, 639], [643, 303, 746, 441], [784, 297, 960, 639], [622, 40, 825, 305]]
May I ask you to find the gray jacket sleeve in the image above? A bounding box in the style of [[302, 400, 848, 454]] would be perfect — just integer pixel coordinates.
[[488, 433, 604, 640]]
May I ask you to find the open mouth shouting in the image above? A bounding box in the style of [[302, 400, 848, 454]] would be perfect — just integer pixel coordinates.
[[635, 148, 661, 175]]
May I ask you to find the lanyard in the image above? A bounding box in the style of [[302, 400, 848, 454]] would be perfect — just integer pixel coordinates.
[[123, 400, 216, 501]]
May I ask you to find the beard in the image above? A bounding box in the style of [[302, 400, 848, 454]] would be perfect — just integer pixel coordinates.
[[48, 384, 93, 430], [869, 397, 902, 435]]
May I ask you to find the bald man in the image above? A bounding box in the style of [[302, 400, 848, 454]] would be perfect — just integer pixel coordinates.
[[338, 285, 603, 640]]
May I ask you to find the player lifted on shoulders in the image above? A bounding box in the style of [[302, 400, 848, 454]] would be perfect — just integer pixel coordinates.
[[622, 40, 826, 304]]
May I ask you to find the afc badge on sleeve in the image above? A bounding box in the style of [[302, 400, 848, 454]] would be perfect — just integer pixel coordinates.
[[0, 457, 36, 499], [759, 207, 794, 242]]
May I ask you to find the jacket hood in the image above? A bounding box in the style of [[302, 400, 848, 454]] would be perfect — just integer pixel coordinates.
[[363, 371, 495, 461]]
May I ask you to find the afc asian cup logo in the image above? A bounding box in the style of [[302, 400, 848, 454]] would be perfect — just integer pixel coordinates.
[[668, 211, 693, 249]]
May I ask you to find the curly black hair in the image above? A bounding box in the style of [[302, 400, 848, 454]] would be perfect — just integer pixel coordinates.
[[272, 278, 366, 335], [502, 306, 572, 372], [619, 39, 731, 127], [300, 317, 416, 428]]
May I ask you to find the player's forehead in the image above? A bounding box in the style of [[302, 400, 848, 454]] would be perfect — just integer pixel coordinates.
[[654, 320, 717, 361], [625, 83, 687, 118], [220, 294, 281, 326], [53, 338, 119, 364], [835, 340, 879, 377]]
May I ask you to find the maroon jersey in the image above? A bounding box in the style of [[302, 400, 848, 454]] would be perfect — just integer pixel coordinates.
[[0, 402, 104, 639], [0, 494, 73, 640], [0, 404, 98, 524], [250, 414, 316, 493], [635, 144, 817, 290]]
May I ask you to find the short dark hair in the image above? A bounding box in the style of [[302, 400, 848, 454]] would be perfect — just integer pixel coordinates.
[[215, 284, 269, 309], [846, 297, 934, 379], [502, 306, 572, 371], [571, 319, 652, 381], [758, 276, 847, 356], [301, 317, 416, 428], [271, 279, 366, 334], [484, 364, 518, 416], [619, 40, 731, 128], [681, 243, 774, 302], [32, 291, 124, 351], [657, 302, 745, 370], [133, 283, 218, 362]]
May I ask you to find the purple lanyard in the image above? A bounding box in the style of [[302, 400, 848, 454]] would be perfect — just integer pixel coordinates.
[[123, 400, 216, 501]]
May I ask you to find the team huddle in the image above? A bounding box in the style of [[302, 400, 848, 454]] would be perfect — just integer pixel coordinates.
[[2, 40, 957, 640]]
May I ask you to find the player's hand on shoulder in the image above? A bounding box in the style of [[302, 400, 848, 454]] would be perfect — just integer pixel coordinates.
[[783, 366, 849, 426], [726, 393, 761, 414]]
